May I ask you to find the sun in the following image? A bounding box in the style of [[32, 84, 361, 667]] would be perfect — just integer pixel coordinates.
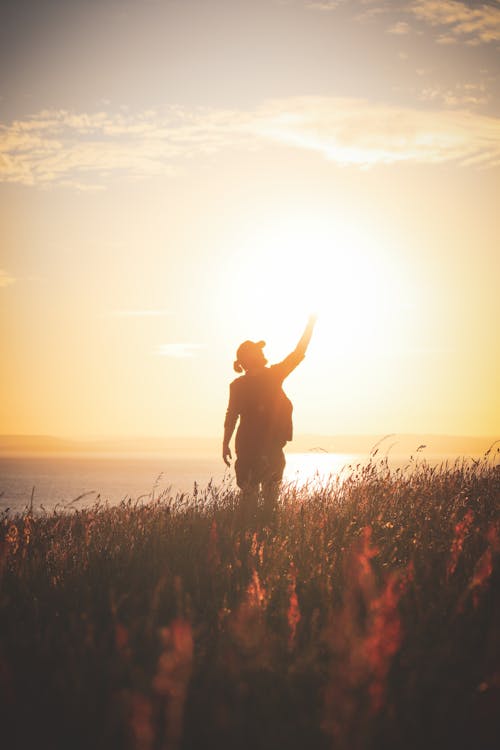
[[221, 213, 417, 360]]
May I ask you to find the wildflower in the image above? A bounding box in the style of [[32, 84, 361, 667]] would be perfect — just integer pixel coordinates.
[[447, 509, 474, 579], [129, 692, 154, 750], [153, 619, 194, 750], [207, 518, 221, 571], [364, 573, 403, 713], [5, 524, 19, 555], [227, 569, 269, 659], [287, 563, 301, 651], [115, 623, 129, 653], [469, 548, 493, 608]]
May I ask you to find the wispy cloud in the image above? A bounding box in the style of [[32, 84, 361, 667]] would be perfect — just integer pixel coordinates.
[[410, 0, 500, 45], [387, 20, 411, 35], [1, 97, 499, 189], [337, 0, 500, 45], [354, 3, 392, 23], [155, 343, 204, 358], [0, 107, 249, 189], [417, 81, 490, 107], [251, 97, 500, 168], [0, 269, 15, 288], [304, 0, 344, 10]]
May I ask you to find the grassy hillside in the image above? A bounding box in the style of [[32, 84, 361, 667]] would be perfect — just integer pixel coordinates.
[[1, 454, 499, 749]]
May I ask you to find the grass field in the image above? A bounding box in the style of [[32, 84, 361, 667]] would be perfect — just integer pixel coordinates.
[[1, 452, 499, 750]]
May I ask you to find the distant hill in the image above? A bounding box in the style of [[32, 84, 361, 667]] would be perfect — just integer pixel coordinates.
[[0, 433, 497, 458], [0, 435, 219, 457]]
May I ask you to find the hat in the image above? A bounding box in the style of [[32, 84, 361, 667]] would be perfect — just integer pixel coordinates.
[[234, 340, 266, 373]]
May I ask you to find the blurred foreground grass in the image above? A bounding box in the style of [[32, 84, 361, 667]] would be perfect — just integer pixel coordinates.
[[1, 455, 499, 750]]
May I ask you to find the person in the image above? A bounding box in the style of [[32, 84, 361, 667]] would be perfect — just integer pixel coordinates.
[[222, 315, 317, 517]]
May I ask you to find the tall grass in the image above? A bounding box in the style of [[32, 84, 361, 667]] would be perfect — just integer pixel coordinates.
[[1, 455, 499, 749]]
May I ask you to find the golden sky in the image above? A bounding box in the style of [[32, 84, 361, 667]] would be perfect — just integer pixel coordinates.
[[1, 0, 499, 439]]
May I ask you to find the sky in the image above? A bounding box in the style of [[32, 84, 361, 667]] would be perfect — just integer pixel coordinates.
[[0, 0, 499, 440]]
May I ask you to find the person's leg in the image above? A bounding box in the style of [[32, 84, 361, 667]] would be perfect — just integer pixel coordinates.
[[235, 454, 259, 523], [261, 447, 286, 519]]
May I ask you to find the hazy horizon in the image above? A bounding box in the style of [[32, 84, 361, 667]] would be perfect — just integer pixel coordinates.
[[1, 431, 497, 459]]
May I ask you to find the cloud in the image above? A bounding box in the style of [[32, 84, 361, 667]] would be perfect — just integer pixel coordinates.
[[417, 81, 490, 107], [410, 0, 500, 45], [155, 343, 204, 358], [338, 0, 500, 45], [0, 269, 15, 287], [353, 2, 392, 23], [0, 97, 499, 188], [304, 0, 344, 10], [250, 97, 500, 168], [0, 107, 249, 189], [387, 20, 411, 34]]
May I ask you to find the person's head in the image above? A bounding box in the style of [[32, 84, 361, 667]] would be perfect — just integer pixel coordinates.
[[233, 340, 268, 373]]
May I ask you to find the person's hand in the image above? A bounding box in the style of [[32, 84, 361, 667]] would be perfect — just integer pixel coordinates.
[[223, 444, 232, 467], [308, 313, 318, 327]]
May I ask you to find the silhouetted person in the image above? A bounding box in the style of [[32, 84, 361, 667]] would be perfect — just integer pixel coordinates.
[[223, 315, 316, 518]]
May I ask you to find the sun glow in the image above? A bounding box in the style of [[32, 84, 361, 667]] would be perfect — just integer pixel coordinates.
[[222, 215, 418, 359]]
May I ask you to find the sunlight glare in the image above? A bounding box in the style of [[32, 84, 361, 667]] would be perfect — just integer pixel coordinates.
[[223, 214, 417, 359]]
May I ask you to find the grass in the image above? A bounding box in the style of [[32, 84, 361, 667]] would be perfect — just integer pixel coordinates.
[[1, 453, 499, 750]]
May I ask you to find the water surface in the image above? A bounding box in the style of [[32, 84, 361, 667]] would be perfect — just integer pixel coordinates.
[[0, 452, 363, 513]]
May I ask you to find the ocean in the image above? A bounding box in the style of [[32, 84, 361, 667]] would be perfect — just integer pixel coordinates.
[[1, 449, 479, 515], [0, 452, 364, 514]]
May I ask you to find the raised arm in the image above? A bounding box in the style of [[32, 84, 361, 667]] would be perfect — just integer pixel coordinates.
[[294, 314, 317, 357], [273, 314, 317, 381]]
